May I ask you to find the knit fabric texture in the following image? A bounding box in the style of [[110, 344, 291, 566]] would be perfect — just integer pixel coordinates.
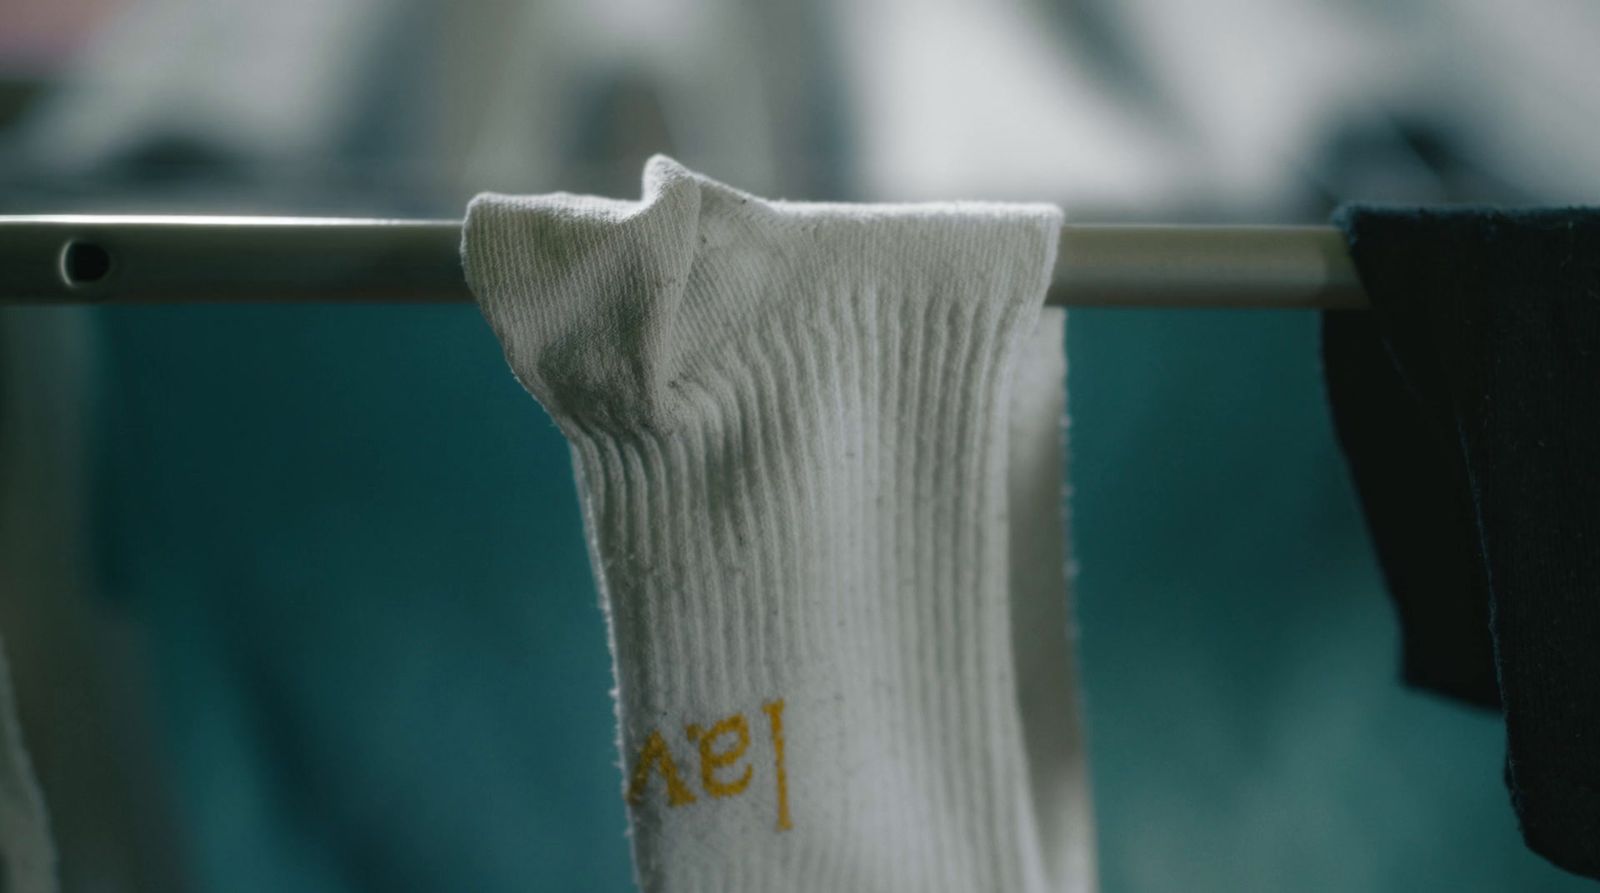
[[1322, 205, 1600, 880], [464, 156, 1092, 892]]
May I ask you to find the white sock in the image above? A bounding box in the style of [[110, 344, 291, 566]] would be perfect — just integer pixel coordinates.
[[465, 156, 1092, 892]]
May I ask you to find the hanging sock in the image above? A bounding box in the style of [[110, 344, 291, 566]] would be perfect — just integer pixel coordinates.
[[463, 156, 1092, 892], [1322, 206, 1600, 881]]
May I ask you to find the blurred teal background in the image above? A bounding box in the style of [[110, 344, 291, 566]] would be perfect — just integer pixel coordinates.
[[4, 1, 1600, 891]]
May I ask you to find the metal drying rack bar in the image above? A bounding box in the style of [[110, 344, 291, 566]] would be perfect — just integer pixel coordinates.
[[0, 216, 1367, 309]]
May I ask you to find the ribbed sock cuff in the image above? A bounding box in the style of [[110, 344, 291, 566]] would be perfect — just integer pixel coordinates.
[[466, 156, 1085, 892]]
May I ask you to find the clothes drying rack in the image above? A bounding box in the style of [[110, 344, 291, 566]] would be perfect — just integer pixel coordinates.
[[0, 216, 1367, 308]]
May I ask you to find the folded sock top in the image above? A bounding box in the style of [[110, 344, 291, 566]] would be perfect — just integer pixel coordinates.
[[465, 155, 1061, 434], [1323, 205, 1600, 880], [463, 156, 1091, 892]]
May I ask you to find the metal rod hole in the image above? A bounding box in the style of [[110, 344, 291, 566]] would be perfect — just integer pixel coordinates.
[[60, 240, 112, 287]]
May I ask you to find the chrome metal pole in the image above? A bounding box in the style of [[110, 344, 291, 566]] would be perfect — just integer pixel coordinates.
[[0, 216, 469, 305], [1056, 224, 1365, 309], [0, 215, 1368, 308]]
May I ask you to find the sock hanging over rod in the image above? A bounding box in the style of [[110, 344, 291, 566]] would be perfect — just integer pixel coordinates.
[[0, 215, 1367, 309]]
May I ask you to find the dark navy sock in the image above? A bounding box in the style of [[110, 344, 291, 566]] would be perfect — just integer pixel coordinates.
[[1324, 206, 1600, 880]]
